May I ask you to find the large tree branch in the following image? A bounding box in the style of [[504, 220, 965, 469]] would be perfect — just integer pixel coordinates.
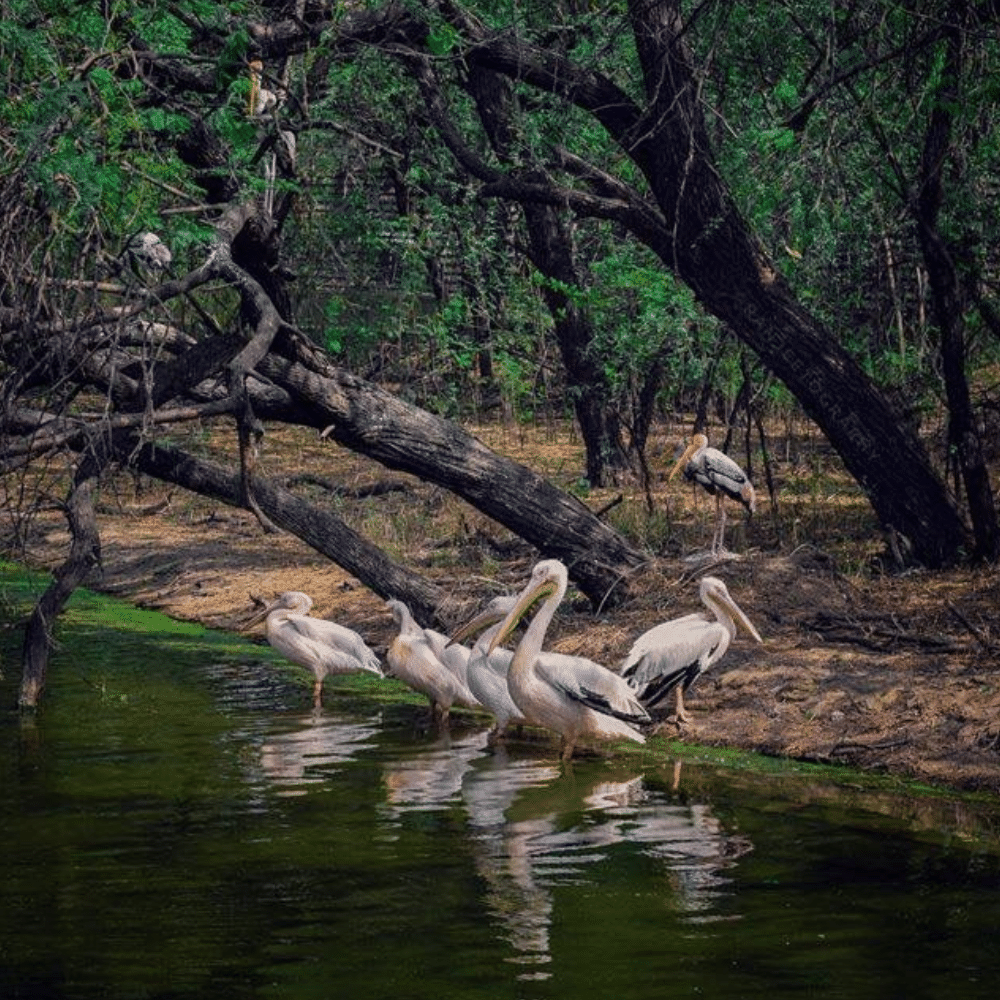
[[255, 337, 647, 606], [117, 433, 449, 627], [19, 460, 102, 708]]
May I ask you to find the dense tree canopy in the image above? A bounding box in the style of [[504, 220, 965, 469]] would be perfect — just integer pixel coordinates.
[[2, 1, 999, 703]]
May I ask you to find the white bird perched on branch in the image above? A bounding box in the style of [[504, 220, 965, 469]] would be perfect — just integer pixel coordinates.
[[670, 432, 756, 555], [488, 560, 650, 761], [243, 591, 383, 707], [620, 576, 762, 723], [125, 231, 172, 273], [385, 599, 479, 725]]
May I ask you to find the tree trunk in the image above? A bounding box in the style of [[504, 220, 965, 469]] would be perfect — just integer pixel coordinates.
[[117, 433, 451, 627], [19, 466, 101, 709], [402, 0, 971, 565], [619, 0, 970, 566], [152, 205, 648, 607], [255, 332, 647, 606], [464, 64, 631, 486], [911, 5, 998, 561]]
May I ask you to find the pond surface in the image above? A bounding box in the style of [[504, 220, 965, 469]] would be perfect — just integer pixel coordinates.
[[2, 577, 1000, 1000]]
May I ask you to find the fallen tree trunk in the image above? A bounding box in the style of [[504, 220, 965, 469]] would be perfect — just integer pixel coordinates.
[[118, 433, 449, 626], [253, 334, 648, 607], [19, 466, 101, 708]]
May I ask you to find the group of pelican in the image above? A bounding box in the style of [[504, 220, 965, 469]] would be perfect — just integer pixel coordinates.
[[243, 431, 762, 760], [243, 560, 762, 762]]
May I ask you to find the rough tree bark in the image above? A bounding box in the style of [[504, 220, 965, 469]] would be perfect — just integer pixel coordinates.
[[117, 434, 450, 626], [911, 3, 998, 561], [254, 330, 647, 605], [462, 64, 631, 486], [19, 463, 101, 708]]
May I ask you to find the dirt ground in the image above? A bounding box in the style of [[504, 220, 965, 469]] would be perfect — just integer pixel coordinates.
[[11, 423, 1000, 797]]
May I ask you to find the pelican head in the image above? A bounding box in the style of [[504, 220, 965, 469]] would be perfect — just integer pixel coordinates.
[[699, 576, 763, 643], [487, 559, 565, 654], [448, 595, 518, 647], [668, 433, 708, 482], [242, 590, 313, 630]]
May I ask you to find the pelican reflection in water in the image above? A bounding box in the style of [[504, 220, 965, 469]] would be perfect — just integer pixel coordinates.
[[253, 711, 382, 796], [459, 757, 751, 977], [378, 727, 490, 820]]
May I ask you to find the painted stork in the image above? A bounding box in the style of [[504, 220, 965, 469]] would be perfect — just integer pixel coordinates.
[[670, 433, 756, 555]]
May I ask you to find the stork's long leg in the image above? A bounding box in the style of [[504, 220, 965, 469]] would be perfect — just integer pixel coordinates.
[[711, 494, 727, 554], [674, 685, 691, 723]]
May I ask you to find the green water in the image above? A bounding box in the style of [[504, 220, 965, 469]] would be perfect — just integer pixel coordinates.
[[3, 567, 1000, 999]]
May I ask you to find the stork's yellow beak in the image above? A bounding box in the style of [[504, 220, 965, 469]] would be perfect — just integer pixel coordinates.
[[668, 439, 699, 481]]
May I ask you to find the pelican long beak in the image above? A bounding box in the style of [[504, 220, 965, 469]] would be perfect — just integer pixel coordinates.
[[715, 593, 763, 644], [487, 581, 555, 655], [449, 606, 507, 647], [668, 439, 699, 481], [240, 599, 275, 632]]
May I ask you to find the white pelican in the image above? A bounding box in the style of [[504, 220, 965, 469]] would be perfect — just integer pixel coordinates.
[[488, 560, 650, 760], [423, 627, 474, 690], [670, 432, 756, 555], [620, 576, 762, 722], [449, 596, 524, 741], [243, 591, 383, 706], [385, 599, 479, 724]]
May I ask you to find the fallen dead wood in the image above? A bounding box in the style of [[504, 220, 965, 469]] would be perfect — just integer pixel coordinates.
[[946, 599, 998, 655], [800, 610, 965, 654]]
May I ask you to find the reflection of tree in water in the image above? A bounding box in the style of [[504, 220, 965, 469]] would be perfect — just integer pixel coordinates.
[[251, 711, 382, 797], [460, 756, 753, 980]]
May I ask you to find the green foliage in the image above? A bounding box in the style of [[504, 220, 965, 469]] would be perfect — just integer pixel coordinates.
[[321, 293, 398, 361], [134, 7, 194, 50], [426, 22, 460, 56], [215, 27, 252, 89], [4, 0, 999, 470], [587, 243, 709, 398]]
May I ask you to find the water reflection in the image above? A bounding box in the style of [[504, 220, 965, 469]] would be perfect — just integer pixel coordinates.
[[582, 767, 753, 920], [294, 706, 754, 980], [7, 575, 1000, 1000], [379, 726, 491, 817], [457, 748, 750, 978], [249, 710, 382, 796], [460, 747, 562, 978]]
